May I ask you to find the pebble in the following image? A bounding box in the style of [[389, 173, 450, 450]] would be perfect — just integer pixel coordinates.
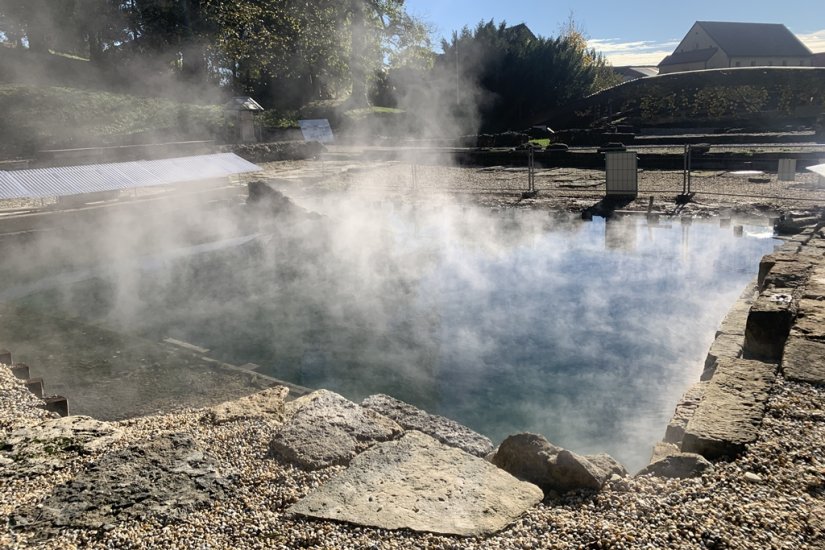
[[744, 472, 764, 484]]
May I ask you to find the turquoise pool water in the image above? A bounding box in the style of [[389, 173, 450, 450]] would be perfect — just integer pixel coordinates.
[[9, 202, 778, 471]]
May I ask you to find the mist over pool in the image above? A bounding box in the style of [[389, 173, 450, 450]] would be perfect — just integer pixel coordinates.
[[9, 194, 778, 471]]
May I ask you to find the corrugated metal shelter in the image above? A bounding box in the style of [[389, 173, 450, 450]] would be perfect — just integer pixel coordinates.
[[0, 153, 260, 200]]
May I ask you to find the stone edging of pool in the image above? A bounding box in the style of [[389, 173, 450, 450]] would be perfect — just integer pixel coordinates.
[[651, 223, 825, 472]]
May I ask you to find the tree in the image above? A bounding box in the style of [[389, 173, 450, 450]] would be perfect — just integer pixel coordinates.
[[437, 19, 617, 132], [0, 0, 58, 52], [342, 0, 431, 107]]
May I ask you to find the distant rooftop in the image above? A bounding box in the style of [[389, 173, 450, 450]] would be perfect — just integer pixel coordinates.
[[659, 47, 718, 67], [695, 21, 812, 58]]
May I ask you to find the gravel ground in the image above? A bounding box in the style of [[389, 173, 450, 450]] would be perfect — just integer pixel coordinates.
[[258, 159, 825, 218], [1, 363, 822, 549]]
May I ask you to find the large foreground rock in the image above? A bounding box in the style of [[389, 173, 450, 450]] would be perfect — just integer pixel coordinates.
[[682, 357, 777, 460], [269, 390, 402, 470], [491, 433, 626, 494], [361, 394, 494, 457], [206, 385, 289, 425], [12, 432, 226, 532], [289, 431, 543, 537], [782, 336, 825, 385]]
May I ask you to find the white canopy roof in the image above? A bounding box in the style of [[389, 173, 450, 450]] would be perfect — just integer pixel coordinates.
[[0, 153, 260, 200], [807, 163, 825, 178]]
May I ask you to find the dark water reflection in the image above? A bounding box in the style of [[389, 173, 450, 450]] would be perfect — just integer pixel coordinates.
[[13, 204, 777, 471]]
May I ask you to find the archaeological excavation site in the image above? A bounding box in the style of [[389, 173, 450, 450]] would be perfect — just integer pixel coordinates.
[[1, 138, 824, 548], [1, 3, 825, 547]]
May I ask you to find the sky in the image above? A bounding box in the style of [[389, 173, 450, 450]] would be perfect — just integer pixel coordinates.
[[404, 0, 825, 66]]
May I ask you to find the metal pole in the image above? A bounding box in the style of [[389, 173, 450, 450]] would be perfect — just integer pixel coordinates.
[[682, 144, 688, 195], [528, 148, 535, 192], [687, 144, 692, 195]]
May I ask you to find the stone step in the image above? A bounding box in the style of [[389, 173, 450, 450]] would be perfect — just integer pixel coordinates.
[[40, 396, 70, 417], [743, 288, 798, 361], [664, 382, 706, 445], [24, 378, 44, 399], [782, 336, 825, 385], [681, 357, 777, 460]]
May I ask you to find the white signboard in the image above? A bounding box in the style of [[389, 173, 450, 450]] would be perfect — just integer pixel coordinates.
[[299, 119, 335, 144]]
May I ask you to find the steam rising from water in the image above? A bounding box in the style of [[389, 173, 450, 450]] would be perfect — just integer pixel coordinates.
[[2, 190, 776, 471]]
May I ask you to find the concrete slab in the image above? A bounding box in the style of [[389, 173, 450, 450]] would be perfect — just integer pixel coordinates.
[[289, 431, 543, 537], [682, 358, 777, 460], [782, 336, 825, 385]]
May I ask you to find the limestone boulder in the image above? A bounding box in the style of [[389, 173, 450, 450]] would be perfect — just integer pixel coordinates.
[[289, 431, 543, 537], [206, 385, 289, 425], [758, 254, 796, 289], [491, 433, 625, 494], [782, 336, 825, 385], [637, 453, 713, 479], [361, 394, 493, 457], [269, 390, 402, 470], [649, 441, 680, 464], [584, 453, 629, 479]]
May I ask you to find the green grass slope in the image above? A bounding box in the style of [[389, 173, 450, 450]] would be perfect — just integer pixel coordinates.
[[0, 85, 223, 159]]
